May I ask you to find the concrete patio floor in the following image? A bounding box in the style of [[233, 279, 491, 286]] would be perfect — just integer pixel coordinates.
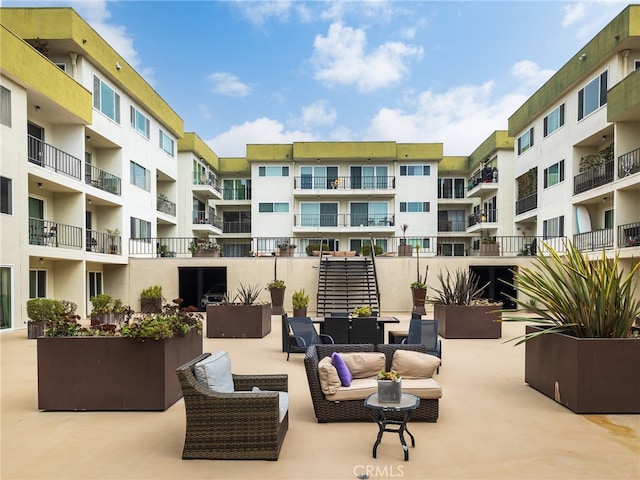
[[2, 313, 639, 480]]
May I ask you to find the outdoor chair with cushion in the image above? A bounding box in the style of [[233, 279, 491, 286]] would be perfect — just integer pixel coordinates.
[[176, 351, 289, 460], [322, 316, 350, 344], [402, 319, 442, 372], [287, 316, 334, 361], [349, 317, 382, 344]]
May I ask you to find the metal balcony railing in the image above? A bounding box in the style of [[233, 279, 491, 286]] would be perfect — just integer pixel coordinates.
[[618, 221, 640, 247], [573, 229, 613, 251], [28, 218, 83, 249], [573, 160, 614, 194], [223, 222, 252, 233], [516, 193, 537, 215], [618, 146, 640, 178], [193, 211, 223, 229], [193, 171, 222, 193], [28, 135, 82, 180], [468, 209, 498, 227], [157, 195, 176, 216], [222, 187, 252, 200], [85, 163, 121, 195], [85, 229, 122, 254], [293, 213, 395, 227], [293, 176, 395, 190]]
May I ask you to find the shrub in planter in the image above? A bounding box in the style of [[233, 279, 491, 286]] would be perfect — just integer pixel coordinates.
[[360, 244, 383, 256], [207, 283, 271, 338], [140, 285, 163, 313], [292, 289, 309, 316], [26, 298, 65, 339]]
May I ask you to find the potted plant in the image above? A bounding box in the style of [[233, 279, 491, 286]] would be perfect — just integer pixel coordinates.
[[26, 298, 63, 339], [190, 239, 221, 257], [206, 283, 271, 338], [277, 241, 296, 257], [410, 245, 428, 314], [37, 298, 203, 411], [89, 294, 132, 326], [432, 268, 501, 339], [292, 289, 309, 317], [140, 285, 163, 313], [398, 224, 413, 256], [267, 255, 286, 314], [501, 241, 640, 413], [479, 236, 499, 256], [306, 243, 330, 256], [360, 244, 383, 256], [377, 369, 402, 403], [106, 228, 120, 254], [352, 306, 373, 318]]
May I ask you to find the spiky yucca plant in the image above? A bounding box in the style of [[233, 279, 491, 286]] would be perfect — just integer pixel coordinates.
[[432, 268, 490, 305], [502, 241, 640, 344]]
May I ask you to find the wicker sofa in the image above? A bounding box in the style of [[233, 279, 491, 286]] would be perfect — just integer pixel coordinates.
[[304, 343, 441, 423], [176, 353, 288, 460]]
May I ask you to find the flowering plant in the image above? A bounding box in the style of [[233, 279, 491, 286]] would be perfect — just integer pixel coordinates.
[[377, 370, 401, 381]]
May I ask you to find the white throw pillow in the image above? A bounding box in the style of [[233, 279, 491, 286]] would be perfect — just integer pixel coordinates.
[[194, 351, 234, 393]]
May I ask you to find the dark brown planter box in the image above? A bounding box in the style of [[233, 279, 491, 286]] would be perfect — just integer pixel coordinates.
[[37, 327, 202, 411], [206, 303, 272, 338], [479, 243, 500, 256], [293, 308, 307, 317], [27, 321, 46, 339], [524, 325, 640, 413], [398, 244, 413, 256], [411, 287, 427, 315], [140, 297, 162, 314], [270, 288, 286, 315], [435, 304, 501, 339]]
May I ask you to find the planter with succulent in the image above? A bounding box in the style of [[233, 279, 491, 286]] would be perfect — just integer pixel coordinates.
[[352, 306, 373, 318], [292, 288, 309, 317], [377, 369, 402, 403], [501, 241, 640, 413], [26, 298, 65, 339], [190, 239, 221, 257], [140, 285, 163, 314], [277, 241, 297, 257], [410, 245, 428, 314], [479, 236, 499, 256], [37, 299, 203, 411], [89, 294, 132, 326], [267, 255, 286, 314], [432, 267, 500, 339], [398, 224, 413, 256], [206, 283, 271, 338]]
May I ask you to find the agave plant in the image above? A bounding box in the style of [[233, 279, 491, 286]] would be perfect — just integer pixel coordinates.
[[236, 282, 262, 305], [432, 268, 490, 305], [502, 240, 640, 344]]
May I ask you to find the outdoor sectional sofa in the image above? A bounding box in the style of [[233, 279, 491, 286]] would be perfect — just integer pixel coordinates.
[[304, 343, 442, 423]]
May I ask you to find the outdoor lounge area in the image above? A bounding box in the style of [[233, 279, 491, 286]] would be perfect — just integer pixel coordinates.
[[2, 312, 639, 479]]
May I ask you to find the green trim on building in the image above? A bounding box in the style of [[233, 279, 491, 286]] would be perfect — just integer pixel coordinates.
[[179, 133, 220, 170], [607, 69, 640, 122], [246, 144, 294, 161], [219, 157, 250, 175], [439, 156, 469, 173], [1, 7, 183, 138], [1, 25, 92, 123], [508, 5, 639, 136], [468, 131, 513, 169]]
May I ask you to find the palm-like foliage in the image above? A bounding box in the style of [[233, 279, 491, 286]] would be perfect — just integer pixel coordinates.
[[503, 241, 640, 344], [432, 268, 489, 305]]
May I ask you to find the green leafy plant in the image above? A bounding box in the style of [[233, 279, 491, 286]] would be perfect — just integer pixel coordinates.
[[360, 244, 383, 256], [236, 283, 262, 305], [501, 241, 640, 344], [306, 243, 329, 256], [432, 268, 491, 305], [292, 289, 309, 309], [377, 370, 401, 381], [26, 298, 63, 322], [90, 294, 114, 314], [352, 306, 372, 318], [140, 285, 163, 299], [267, 279, 285, 290]]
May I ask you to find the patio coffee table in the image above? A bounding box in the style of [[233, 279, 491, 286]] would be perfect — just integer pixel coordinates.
[[364, 393, 420, 461]]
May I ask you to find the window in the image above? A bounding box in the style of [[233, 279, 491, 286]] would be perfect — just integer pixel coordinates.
[[223, 179, 251, 200], [400, 202, 430, 212], [635, 59, 640, 71], [93, 76, 120, 123], [300, 166, 338, 189], [439, 242, 464, 256], [543, 160, 565, 188], [300, 202, 338, 227], [258, 202, 289, 213], [350, 238, 388, 253], [604, 209, 614, 229], [517, 127, 534, 155], [88, 272, 103, 300], [29, 269, 46, 298], [0, 266, 11, 329], [578, 71, 607, 120], [130, 161, 150, 191], [543, 215, 564, 238], [0, 86, 11, 127], [438, 178, 465, 199], [259, 166, 289, 177], [350, 202, 389, 226], [130, 217, 151, 239], [1, 176, 12, 214], [543, 104, 565, 137], [159, 130, 174, 156], [130, 106, 150, 139], [408, 238, 431, 249], [350, 166, 388, 189], [400, 165, 430, 176]]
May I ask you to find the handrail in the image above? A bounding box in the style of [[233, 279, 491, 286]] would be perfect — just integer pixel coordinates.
[[369, 235, 381, 311]]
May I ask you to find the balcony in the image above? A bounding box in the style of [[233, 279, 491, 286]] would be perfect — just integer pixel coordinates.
[[293, 213, 395, 228], [573, 160, 614, 195], [222, 187, 251, 201], [467, 168, 499, 198], [516, 193, 537, 215], [223, 222, 251, 234], [293, 176, 395, 193], [618, 147, 640, 178], [468, 209, 498, 228], [85, 163, 121, 195], [438, 219, 467, 232], [193, 210, 223, 230], [85, 229, 122, 254], [192, 171, 222, 199], [28, 135, 82, 180], [157, 195, 176, 217], [618, 221, 640, 248], [28, 218, 82, 249], [573, 228, 613, 251]]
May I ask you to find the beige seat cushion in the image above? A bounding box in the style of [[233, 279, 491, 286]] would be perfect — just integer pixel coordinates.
[[340, 352, 385, 379], [391, 349, 441, 379], [325, 378, 442, 401], [318, 356, 341, 395]]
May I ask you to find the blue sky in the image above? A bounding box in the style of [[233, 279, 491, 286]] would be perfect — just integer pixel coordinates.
[[6, 1, 632, 157]]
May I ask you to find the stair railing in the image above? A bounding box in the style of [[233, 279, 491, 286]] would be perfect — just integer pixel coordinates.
[[369, 236, 381, 311]]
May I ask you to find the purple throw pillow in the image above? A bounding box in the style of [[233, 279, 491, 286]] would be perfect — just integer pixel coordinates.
[[331, 352, 353, 387]]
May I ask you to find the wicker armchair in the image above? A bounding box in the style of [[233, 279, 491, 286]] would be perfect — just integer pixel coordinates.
[[176, 353, 289, 460]]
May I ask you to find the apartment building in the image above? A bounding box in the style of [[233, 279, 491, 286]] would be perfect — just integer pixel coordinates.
[[509, 4, 640, 260], [1, 8, 183, 326]]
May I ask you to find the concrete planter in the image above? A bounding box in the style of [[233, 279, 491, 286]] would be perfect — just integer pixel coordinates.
[[435, 304, 501, 339], [377, 379, 402, 403], [37, 327, 202, 411], [524, 325, 640, 413], [206, 303, 272, 338]]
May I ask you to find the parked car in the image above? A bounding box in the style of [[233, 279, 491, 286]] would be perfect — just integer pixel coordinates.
[[200, 285, 225, 310]]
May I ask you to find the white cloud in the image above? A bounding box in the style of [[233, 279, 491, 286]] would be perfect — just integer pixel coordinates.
[[312, 22, 423, 92], [207, 118, 316, 157], [207, 72, 252, 98], [511, 60, 555, 92], [231, 0, 313, 26], [294, 100, 337, 128], [562, 1, 629, 40], [562, 2, 587, 27]]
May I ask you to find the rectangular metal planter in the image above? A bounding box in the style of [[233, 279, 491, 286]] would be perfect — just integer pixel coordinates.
[[377, 379, 402, 403], [37, 327, 202, 411], [525, 325, 640, 413], [435, 304, 501, 339], [206, 303, 272, 338]]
